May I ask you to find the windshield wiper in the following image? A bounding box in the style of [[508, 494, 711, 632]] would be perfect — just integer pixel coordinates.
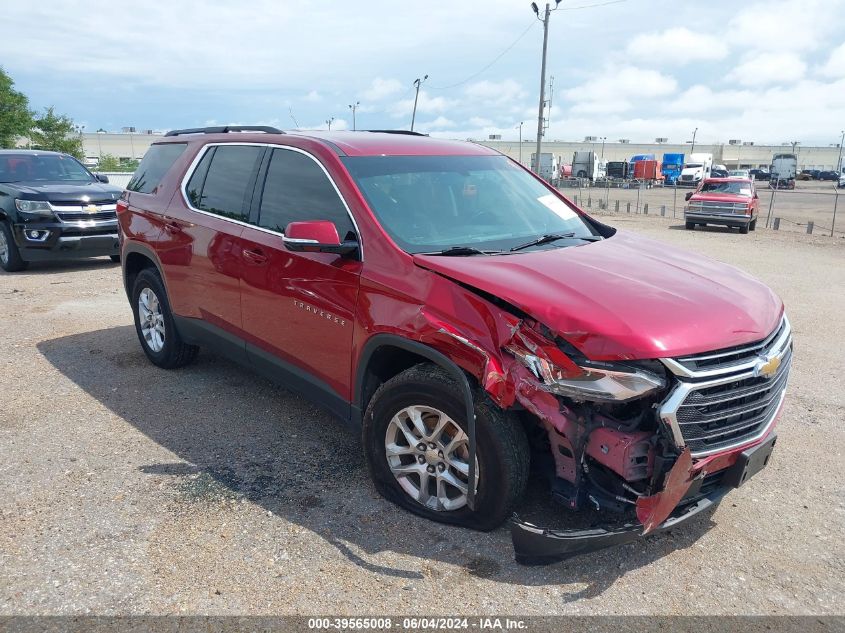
[[424, 246, 500, 256], [510, 232, 603, 252]]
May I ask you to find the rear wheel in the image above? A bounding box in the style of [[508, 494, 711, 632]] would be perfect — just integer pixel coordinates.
[[0, 222, 28, 272], [685, 221, 695, 230], [110, 254, 121, 263], [363, 363, 529, 531], [131, 268, 198, 368]]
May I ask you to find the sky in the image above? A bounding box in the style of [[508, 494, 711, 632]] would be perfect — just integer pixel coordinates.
[[2, 0, 845, 146]]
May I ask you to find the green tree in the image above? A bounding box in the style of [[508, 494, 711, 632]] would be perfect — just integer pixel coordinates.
[[30, 107, 84, 159], [96, 153, 138, 173], [0, 67, 33, 148]]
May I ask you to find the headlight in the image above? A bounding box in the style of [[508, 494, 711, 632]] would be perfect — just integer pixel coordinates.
[[507, 329, 665, 403], [15, 199, 53, 216]]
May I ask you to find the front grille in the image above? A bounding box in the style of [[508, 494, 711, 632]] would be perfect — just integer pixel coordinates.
[[55, 211, 117, 222], [687, 201, 748, 215], [659, 316, 792, 456], [674, 348, 791, 453], [681, 175, 694, 181], [673, 317, 789, 374]]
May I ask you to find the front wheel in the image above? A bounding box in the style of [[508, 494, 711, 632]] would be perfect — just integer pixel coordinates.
[[110, 254, 121, 263], [749, 218, 757, 231], [739, 224, 749, 234], [0, 222, 28, 272], [685, 221, 695, 230], [131, 268, 198, 368], [363, 364, 529, 531]]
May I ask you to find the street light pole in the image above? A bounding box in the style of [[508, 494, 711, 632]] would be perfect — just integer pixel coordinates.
[[531, 1, 561, 174], [516, 122, 524, 165], [348, 102, 360, 131], [836, 130, 844, 174], [410, 75, 428, 132], [690, 127, 698, 154], [599, 136, 606, 163], [326, 117, 335, 131]]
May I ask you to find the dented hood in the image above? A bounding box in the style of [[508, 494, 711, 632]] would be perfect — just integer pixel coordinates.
[[413, 231, 782, 360]]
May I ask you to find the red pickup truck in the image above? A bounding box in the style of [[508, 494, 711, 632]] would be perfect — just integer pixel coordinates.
[[684, 177, 759, 233]]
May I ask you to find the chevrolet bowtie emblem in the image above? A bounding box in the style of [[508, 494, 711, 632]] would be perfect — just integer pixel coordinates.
[[85, 204, 100, 213], [757, 356, 781, 379]]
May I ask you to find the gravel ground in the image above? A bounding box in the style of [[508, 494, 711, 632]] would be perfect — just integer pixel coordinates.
[[1, 214, 843, 616]]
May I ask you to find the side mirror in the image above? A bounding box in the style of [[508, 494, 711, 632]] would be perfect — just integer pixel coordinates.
[[95, 173, 109, 183], [684, 192, 693, 201], [283, 220, 358, 256]]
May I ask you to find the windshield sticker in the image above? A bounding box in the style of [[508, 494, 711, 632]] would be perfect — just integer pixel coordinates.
[[537, 194, 577, 220]]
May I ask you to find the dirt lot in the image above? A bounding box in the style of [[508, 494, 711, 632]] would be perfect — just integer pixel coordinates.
[[1, 215, 843, 615]]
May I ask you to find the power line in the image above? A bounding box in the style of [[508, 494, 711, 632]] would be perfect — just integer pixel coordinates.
[[427, 20, 539, 90]]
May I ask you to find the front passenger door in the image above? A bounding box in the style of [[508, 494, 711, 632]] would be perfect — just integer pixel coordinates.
[[239, 147, 362, 415]]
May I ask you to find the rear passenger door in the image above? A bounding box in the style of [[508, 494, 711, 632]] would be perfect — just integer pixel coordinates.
[[160, 144, 264, 360], [238, 147, 361, 416]]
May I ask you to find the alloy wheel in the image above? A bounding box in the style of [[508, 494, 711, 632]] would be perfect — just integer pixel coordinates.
[[384, 405, 477, 511], [138, 287, 165, 352], [0, 229, 8, 265]]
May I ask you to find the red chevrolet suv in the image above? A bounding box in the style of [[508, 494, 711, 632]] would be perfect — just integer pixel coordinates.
[[117, 127, 791, 564]]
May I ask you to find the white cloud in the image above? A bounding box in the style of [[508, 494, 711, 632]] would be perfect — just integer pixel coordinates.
[[463, 79, 526, 106], [304, 90, 322, 102], [388, 90, 458, 118], [819, 41, 845, 78], [727, 0, 838, 52], [419, 116, 457, 130], [361, 77, 403, 101], [469, 117, 494, 127], [727, 52, 807, 86], [563, 66, 678, 106], [626, 28, 728, 64]]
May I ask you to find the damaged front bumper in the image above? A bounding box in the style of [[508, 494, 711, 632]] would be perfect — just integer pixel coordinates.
[[512, 489, 725, 565], [512, 433, 777, 565]]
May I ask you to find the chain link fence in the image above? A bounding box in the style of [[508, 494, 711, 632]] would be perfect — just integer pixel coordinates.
[[562, 180, 844, 238]]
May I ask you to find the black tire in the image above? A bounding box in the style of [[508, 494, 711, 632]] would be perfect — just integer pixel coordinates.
[[131, 268, 198, 369], [363, 363, 529, 531], [110, 254, 121, 263], [685, 221, 695, 230], [0, 221, 28, 272], [749, 218, 757, 231], [739, 224, 749, 234]]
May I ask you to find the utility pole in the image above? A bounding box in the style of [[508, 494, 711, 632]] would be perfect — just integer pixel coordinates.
[[348, 102, 360, 131], [599, 136, 606, 163], [516, 122, 524, 165], [326, 117, 335, 131], [689, 127, 698, 155], [410, 75, 428, 132], [531, 1, 561, 174], [837, 130, 844, 174]]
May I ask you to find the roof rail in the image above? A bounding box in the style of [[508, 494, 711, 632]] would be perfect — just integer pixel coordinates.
[[164, 125, 284, 137], [365, 129, 429, 137]]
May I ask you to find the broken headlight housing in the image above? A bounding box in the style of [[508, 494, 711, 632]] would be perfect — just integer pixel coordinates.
[[506, 328, 665, 403]]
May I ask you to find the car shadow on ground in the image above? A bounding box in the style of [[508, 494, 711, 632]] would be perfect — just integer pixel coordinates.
[[1, 258, 118, 277], [38, 325, 719, 595]]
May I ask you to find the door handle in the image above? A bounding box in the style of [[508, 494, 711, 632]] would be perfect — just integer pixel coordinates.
[[163, 220, 183, 235], [242, 247, 268, 265]]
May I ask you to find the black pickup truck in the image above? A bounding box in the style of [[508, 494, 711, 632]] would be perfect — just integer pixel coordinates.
[[0, 150, 123, 272]]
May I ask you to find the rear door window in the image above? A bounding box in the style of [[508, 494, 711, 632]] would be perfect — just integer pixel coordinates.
[[187, 145, 264, 221], [257, 148, 354, 237], [127, 143, 187, 193]]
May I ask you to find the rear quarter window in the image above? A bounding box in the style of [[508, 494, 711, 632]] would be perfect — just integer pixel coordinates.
[[127, 143, 187, 194]]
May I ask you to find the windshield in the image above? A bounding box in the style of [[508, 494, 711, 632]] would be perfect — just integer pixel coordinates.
[[342, 155, 598, 254], [729, 170, 748, 176], [0, 153, 94, 183], [700, 181, 752, 196], [683, 163, 702, 169]]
